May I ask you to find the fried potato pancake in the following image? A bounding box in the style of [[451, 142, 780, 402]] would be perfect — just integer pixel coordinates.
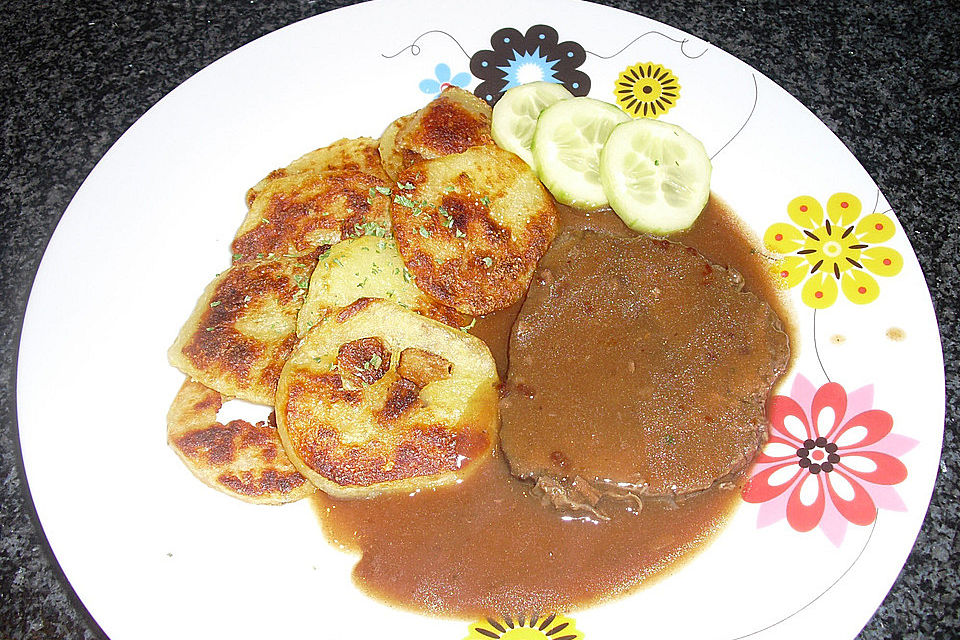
[[391, 144, 558, 315], [168, 257, 314, 405], [276, 298, 499, 498], [296, 235, 467, 337], [379, 87, 493, 180], [245, 137, 388, 208], [231, 170, 392, 262], [167, 378, 314, 504]]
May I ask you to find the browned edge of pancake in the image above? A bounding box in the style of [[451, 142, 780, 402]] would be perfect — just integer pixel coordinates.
[[167, 378, 315, 504]]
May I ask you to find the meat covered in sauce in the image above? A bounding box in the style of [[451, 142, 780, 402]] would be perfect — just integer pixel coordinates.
[[500, 229, 790, 517]]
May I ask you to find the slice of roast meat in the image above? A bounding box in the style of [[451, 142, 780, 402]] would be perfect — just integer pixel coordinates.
[[499, 230, 790, 518]]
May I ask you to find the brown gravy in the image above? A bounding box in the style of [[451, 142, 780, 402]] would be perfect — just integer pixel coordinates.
[[311, 196, 793, 617]]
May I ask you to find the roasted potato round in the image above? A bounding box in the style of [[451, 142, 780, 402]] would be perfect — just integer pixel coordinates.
[[276, 298, 499, 498], [296, 234, 467, 337], [167, 378, 314, 504], [232, 169, 392, 263], [378, 86, 493, 180], [168, 257, 314, 404], [246, 137, 388, 208], [390, 144, 558, 315]]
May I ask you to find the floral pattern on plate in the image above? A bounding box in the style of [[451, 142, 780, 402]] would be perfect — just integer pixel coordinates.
[[764, 193, 904, 308], [465, 613, 583, 640], [613, 61, 680, 118], [470, 25, 590, 105], [742, 374, 918, 546], [420, 63, 472, 97]]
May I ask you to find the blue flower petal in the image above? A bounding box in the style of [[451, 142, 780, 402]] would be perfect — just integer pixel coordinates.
[[434, 63, 451, 83], [419, 79, 441, 95], [450, 71, 472, 88]]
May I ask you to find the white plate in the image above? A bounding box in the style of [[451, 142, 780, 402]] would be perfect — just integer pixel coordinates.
[[17, 1, 944, 639]]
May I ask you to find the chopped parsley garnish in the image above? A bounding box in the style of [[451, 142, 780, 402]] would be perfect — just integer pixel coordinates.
[[481, 257, 493, 267], [209, 300, 221, 308], [418, 227, 431, 238], [460, 317, 477, 332], [375, 185, 392, 195], [357, 221, 390, 238], [394, 194, 417, 209]]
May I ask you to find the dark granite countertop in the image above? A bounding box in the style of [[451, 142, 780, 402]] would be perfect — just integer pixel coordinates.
[[1, 1, 957, 638]]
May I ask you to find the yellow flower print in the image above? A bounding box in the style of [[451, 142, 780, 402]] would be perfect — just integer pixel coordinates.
[[465, 614, 584, 640], [764, 193, 903, 308], [613, 62, 680, 118]]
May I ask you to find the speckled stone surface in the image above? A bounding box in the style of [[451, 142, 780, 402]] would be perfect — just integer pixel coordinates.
[[0, 1, 956, 638]]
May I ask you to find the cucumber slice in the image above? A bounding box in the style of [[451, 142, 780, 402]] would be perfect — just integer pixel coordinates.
[[491, 82, 573, 169], [600, 119, 711, 234], [532, 97, 630, 210]]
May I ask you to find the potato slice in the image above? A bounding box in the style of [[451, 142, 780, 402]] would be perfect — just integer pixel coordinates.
[[296, 234, 467, 337], [168, 257, 313, 404], [379, 87, 493, 180], [246, 137, 389, 208], [276, 298, 499, 498], [167, 378, 314, 505], [391, 144, 558, 315], [231, 169, 392, 263]]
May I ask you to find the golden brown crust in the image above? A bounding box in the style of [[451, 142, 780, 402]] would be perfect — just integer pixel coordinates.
[[397, 87, 493, 161], [232, 170, 392, 262], [168, 257, 313, 404], [337, 337, 392, 387], [276, 298, 499, 498], [390, 144, 558, 315], [167, 378, 314, 504], [246, 137, 388, 208], [378, 87, 493, 181]]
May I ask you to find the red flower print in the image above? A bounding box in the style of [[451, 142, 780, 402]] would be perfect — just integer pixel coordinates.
[[742, 374, 917, 545]]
